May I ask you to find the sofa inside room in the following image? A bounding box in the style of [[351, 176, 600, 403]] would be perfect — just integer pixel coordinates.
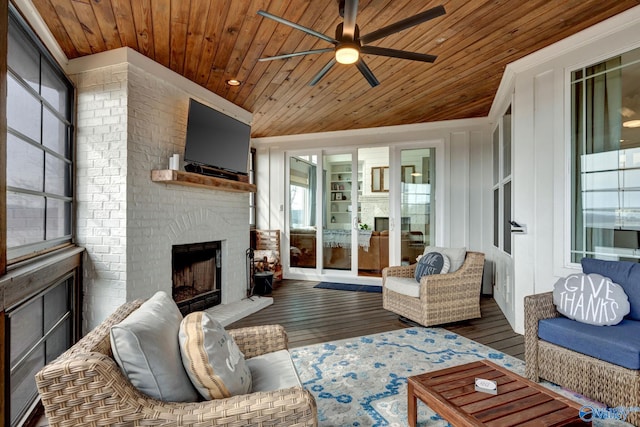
[[289, 228, 424, 272]]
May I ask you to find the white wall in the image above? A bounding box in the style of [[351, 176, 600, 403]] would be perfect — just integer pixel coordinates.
[[489, 5, 640, 333], [252, 119, 491, 282], [72, 48, 252, 332]]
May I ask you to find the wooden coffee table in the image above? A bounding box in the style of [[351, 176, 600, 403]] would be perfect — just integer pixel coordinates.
[[407, 360, 589, 426]]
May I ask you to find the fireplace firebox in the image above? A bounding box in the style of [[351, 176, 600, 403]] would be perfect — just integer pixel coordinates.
[[172, 241, 222, 315]]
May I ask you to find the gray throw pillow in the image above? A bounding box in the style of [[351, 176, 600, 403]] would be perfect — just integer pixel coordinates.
[[415, 252, 450, 282], [179, 312, 253, 399], [110, 291, 198, 402], [553, 273, 630, 326]]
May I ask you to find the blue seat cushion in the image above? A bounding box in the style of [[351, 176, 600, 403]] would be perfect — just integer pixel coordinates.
[[538, 317, 640, 370], [581, 258, 640, 320]]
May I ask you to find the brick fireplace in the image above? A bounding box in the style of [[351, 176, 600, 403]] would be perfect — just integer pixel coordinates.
[[71, 49, 252, 332]]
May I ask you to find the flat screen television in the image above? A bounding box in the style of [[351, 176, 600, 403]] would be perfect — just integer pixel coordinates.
[[183, 98, 251, 176]]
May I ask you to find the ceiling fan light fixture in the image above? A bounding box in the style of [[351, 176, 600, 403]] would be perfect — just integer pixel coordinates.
[[336, 44, 360, 64]]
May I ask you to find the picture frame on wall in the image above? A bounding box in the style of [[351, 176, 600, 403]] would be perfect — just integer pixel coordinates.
[[371, 166, 389, 192]]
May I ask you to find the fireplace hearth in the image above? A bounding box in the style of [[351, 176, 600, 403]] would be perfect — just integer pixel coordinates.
[[172, 241, 222, 315]]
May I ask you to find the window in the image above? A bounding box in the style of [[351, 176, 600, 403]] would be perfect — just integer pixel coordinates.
[[571, 47, 640, 262], [8, 276, 76, 425], [493, 106, 513, 255], [2, 7, 79, 426], [6, 9, 74, 262]]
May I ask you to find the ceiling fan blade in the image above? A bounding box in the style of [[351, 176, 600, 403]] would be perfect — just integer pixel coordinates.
[[361, 45, 437, 63], [341, 0, 359, 40], [259, 48, 334, 62], [359, 5, 445, 44], [355, 58, 380, 87], [309, 58, 337, 86], [258, 10, 337, 45]]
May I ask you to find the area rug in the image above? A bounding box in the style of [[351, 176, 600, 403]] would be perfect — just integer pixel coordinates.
[[290, 327, 622, 427], [313, 282, 382, 293]]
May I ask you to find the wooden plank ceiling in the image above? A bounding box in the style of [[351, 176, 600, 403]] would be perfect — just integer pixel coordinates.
[[31, 0, 640, 137]]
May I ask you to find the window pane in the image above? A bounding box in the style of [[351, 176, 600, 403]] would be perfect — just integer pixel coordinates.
[[7, 192, 45, 248], [46, 198, 72, 240], [7, 133, 43, 191], [41, 65, 69, 116], [43, 106, 70, 156], [44, 278, 70, 331], [503, 107, 512, 178], [400, 148, 434, 263], [572, 46, 640, 261], [10, 344, 44, 426], [45, 153, 71, 196], [493, 188, 499, 247], [7, 75, 41, 142], [8, 23, 39, 92], [46, 318, 72, 363], [290, 156, 318, 269], [492, 127, 499, 184], [10, 297, 43, 365], [503, 181, 512, 255]]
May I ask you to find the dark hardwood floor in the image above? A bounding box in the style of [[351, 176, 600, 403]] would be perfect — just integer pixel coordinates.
[[228, 279, 524, 360]]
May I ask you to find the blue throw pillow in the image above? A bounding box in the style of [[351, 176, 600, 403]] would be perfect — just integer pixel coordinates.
[[415, 252, 450, 282], [581, 258, 640, 320]]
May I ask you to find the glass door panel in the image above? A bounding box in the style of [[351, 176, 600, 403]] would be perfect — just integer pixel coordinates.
[[289, 155, 318, 269], [323, 153, 353, 271], [400, 148, 435, 265], [357, 147, 390, 276]]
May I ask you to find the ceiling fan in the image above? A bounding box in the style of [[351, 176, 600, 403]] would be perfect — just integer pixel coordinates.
[[257, 0, 445, 87]]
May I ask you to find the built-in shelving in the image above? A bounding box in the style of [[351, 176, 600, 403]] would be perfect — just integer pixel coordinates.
[[327, 161, 363, 229], [151, 170, 256, 193]]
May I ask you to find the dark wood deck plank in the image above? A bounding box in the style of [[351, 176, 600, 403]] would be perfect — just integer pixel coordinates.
[[228, 279, 524, 360]]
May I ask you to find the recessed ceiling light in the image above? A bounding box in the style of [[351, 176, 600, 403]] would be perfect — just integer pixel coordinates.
[[623, 120, 640, 128], [226, 79, 241, 86]]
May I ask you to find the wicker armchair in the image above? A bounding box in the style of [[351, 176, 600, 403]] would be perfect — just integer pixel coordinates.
[[35, 299, 317, 427], [525, 292, 640, 426], [382, 251, 485, 327]]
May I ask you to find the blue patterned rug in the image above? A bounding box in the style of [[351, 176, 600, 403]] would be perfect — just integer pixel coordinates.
[[290, 327, 623, 427]]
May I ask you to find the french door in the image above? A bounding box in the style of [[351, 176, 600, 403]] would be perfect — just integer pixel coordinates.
[[285, 144, 439, 281]]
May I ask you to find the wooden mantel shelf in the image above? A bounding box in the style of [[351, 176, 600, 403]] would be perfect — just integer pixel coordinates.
[[151, 170, 256, 193]]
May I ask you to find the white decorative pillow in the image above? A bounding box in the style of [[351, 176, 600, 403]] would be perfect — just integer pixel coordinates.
[[110, 291, 198, 402], [418, 246, 467, 272], [179, 312, 253, 399], [553, 273, 630, 326]]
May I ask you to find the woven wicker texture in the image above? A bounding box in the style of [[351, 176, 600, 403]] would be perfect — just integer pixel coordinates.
[[35, 300, 317, 427], [525, 292, 640, 426], [381, 251, 485, 327]]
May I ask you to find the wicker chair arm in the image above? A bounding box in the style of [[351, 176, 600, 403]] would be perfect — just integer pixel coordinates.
[[36, 352, 317, 427], [382, 264, 417, 280], [524, 292, 561, 381], [228, 324, 288, 358]]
